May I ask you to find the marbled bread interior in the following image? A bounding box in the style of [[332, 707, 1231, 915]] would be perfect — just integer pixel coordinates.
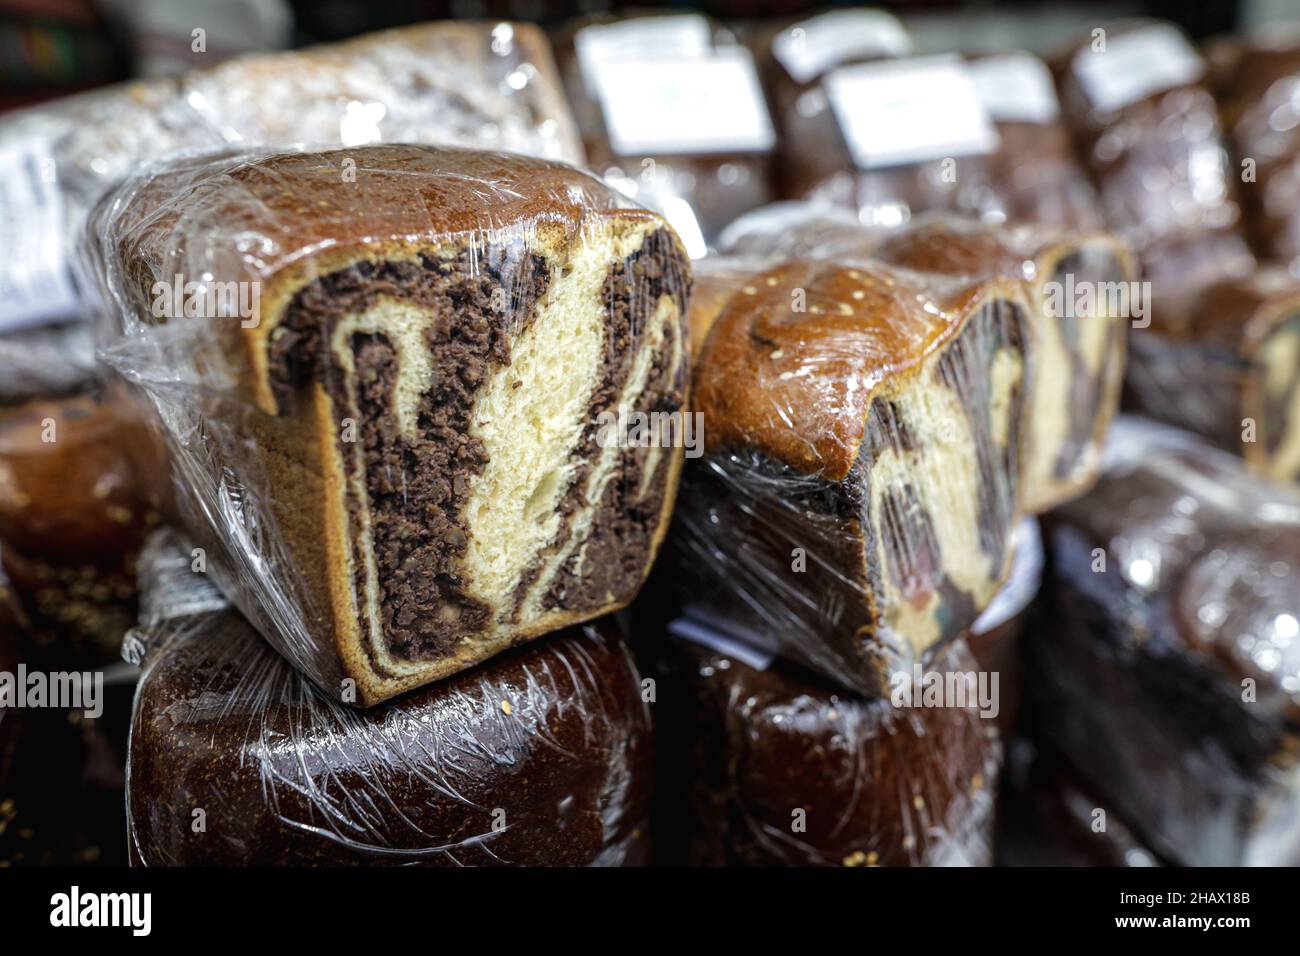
[[90, 145, 691, 704]]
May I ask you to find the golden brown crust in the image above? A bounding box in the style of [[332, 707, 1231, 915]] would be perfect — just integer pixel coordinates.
[[693, 259, 1022, 481]]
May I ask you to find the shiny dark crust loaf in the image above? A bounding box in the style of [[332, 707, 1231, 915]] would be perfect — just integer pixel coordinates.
[[127, 595, 653, 866], [1051, 20, 1251, 286], [997, 740, 1161, 867], [89, 145, 691, 705], [681, 259, 1031, 692], [978, 120, 1102, 232], [1123, 269, 1300, 483], [1032, 421, 1300, 866], [1217, 41, 1300, 272], [555, 14, 775, 243], [717, 210, 1133, 512], [0, 394, 155, 667], [679, 639, 1000, 866], [747, 11, 910, 202]]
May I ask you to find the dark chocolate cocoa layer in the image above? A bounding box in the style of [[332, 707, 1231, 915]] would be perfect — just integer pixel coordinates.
[[274, 249, 549, 660]]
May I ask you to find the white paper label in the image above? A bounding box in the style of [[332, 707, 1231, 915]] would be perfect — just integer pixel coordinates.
[[1072, 24, 1204, 113], [825, 55, 999, 170], [772, 10, 913, 85], [594, 48, 776, 156], [970, 52, 1060, 124], [0, 137, 78, 332], [575, 15, 712, 79]]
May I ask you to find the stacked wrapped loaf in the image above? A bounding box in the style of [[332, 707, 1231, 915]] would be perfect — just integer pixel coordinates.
[[86, 145, 692, 706], [1030, 419, 1300, 866]]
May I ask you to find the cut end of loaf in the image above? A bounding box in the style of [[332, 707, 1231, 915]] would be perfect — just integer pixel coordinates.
[[1252, 312, 1300, 483], [1024, 245, 1130, 512], [859, 289, 1029, 660], [267, 221, 689, 702]]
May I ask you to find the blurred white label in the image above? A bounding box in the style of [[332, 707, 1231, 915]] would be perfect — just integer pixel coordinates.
[[826, 55, 998, 169], [1073, 24, 1204, 113], [970, 52, 1060, 124], [575, 15, 712, 78], [0, 139, 78, 332], [595, 49, 776, 156], [772, 10, 913, 85]]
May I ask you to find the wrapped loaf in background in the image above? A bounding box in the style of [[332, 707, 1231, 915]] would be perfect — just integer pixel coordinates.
[[718, 206, 1134, 512], [556, 13, 776, 251], [0, 19, 584, 335], [1031, 418, 1300, 866], [85, 144, 691, 706], [125, 532, 652, 866], [1052, 19, 1253, 292], [1217, 37, 1300, 273], [1124, 267, 1300, 483]]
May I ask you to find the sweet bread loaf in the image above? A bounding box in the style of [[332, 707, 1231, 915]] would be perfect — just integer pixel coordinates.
[[1032, 419, 1300, 866], [1216, 39, 1300, 272], [717, 208, 1134, 511], [679, 256, 1031, 691], [1123, 268, 1300, 483], [126, 533, 652, 866], [88, 145, 691, 705], [1052, 20, 1251, 286], [0, 394, 155, 666]]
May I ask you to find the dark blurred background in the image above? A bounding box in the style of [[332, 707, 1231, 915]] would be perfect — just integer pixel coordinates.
[[0, 0, 1277, 112]]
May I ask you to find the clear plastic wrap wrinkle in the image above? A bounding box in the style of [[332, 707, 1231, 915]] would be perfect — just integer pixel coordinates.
[[126, 530, 653, 866], [1032, 417, 1300, 866], [676, 253, 1032, 693], [0, 20, 584, 331], [680, 636, 1000, 867], [86, 144, 692, 706]]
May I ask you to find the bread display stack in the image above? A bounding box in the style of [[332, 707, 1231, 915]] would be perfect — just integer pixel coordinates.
[[12, 7, 1300, 873]]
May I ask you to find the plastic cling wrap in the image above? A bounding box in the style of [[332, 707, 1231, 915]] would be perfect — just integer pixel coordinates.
[[1123, 267, 1300, 483], [0, 20, 584, 333], [86, 145, 692, 706], [779, 52, 1005, 228], [125, 531, 652, 866], [1052, 20, 1252, 288], [677, 635, 1000, 867], [967, 52, 1104, 231], [718, 206, 1134, 511], [1032, 418, 1300, 866], [557, 13, 776, 250], [676, 253, 1031, 694], [0, 393, 157, 667], [1218, 39, 1300, 272]]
